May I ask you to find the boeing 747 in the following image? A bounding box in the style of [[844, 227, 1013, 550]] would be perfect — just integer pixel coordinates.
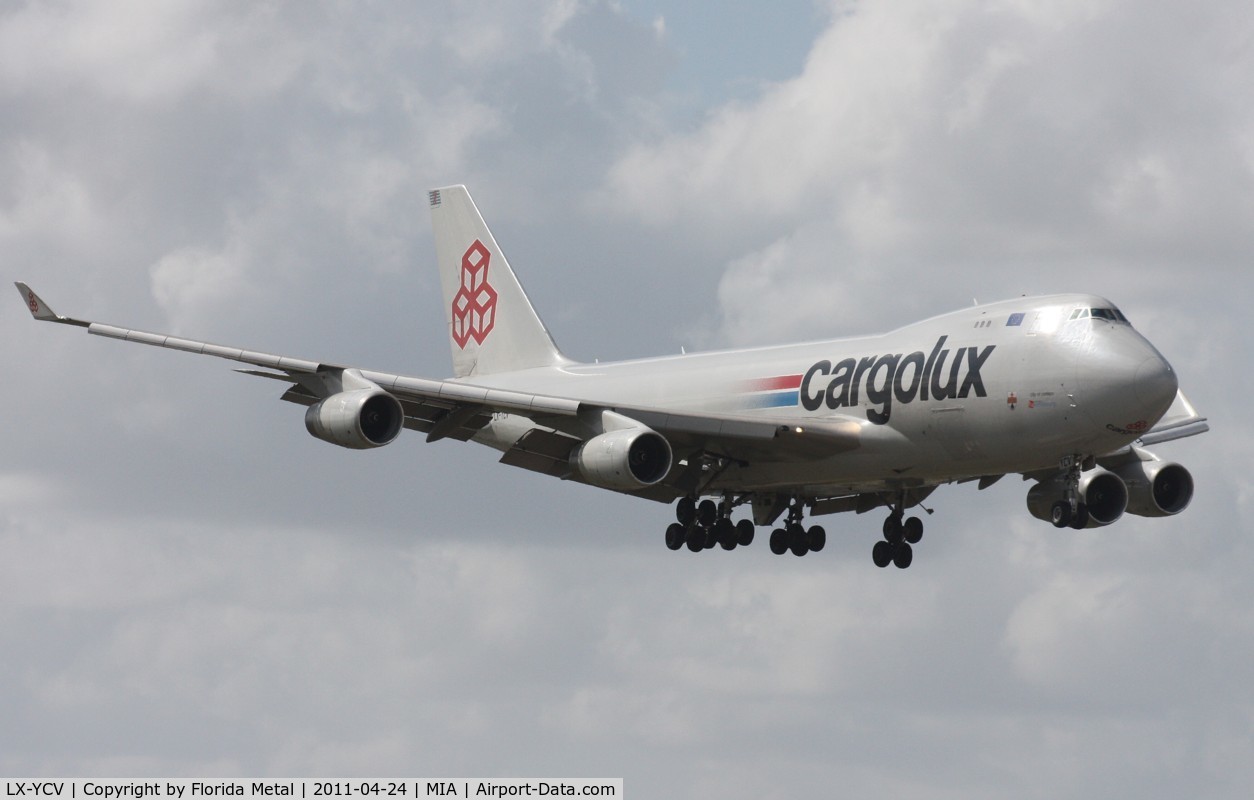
[[16, 185, 1208, 567]]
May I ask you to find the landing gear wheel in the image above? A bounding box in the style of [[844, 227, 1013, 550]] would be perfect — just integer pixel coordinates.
[[676, 497, 696, 526], [736, 519, 755, 547], [697, 499, 717, 527], [769, 528, 788, 555], [665, 523, 685, 551], [892, 542, 914, 569], [715, 518, 737, 550], [1050, 501, 1072, 528], [685, 526, 704, 552], [703, 525, 718, 549], [903, 516, 923, 544], [807, 525, 826, 552], [872, 540, 893, 568], [1068, 503, 1090, 530], [787, 523, 809, 557], [883, 515, 904, 544]]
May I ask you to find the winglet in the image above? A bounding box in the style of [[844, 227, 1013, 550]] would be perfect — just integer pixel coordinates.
[[13, 282, 90, 327]]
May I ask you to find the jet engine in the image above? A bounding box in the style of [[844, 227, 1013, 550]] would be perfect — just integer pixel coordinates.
[[572, 427, 672, 491], [305, 388, 405, 449], [1026, 468, 1129, 528], [1113, 458, 1194, 517]]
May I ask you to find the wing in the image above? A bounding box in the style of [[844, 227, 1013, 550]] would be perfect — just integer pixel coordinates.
[[1135, 389, 1209, 446], [15, 283, 861, 502]]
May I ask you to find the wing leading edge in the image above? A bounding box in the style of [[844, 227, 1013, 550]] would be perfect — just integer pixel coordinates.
[[13, 282, 863, 499]]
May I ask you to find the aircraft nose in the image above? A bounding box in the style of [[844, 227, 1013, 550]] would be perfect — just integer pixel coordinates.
[[1135, 352, 1178, 413], [1076, 330, 1178, 431]]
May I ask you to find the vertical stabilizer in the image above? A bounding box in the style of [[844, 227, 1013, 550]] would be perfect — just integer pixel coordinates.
[[429, 185, 570, 378]]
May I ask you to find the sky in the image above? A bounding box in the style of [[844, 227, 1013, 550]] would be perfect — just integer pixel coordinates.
[[2, 1, 1251, 796]]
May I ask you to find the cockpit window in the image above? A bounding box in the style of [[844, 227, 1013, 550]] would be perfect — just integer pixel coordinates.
[[1069, 307, 1130, 324]]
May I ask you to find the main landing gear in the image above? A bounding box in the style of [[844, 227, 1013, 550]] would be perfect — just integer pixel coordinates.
[[766, 499, 826, 557], [664, 495, 826, 557], [870, 495, 924, 569], [663, 493, 926, 568], [665, 496, 754, 553]]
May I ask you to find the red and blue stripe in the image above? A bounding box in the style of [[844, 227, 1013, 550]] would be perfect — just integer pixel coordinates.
[[740, 374, 802, 409]]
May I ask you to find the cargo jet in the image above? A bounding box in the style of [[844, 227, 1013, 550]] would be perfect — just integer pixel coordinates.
[[16, 185, 1209, 568]]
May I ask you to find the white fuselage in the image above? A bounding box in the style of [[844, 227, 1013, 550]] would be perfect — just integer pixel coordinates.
[[467, 293, 1178, 496]]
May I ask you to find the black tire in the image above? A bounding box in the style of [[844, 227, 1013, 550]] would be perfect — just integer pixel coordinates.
[[1050, 501, 1072, 528], [715, 518, 737, 550], [807, 525, 826, 552], [872, 540, 893, 568], [883, 515, 904, 544], [769, 528, 788, 555], [676, 497, 696, 526], [903, 516, 923, 544], [787, 524, 808, 557], [697, 499, 717, 527], [736, 519, 755, 547], [1069, 503, 1090, 530], [893, 542, 914, 569], [665, 523, 685, 550], [686, 526, 704, 552]]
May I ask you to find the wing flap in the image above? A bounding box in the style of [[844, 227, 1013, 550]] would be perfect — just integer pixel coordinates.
[[499, 428, 580, 477]]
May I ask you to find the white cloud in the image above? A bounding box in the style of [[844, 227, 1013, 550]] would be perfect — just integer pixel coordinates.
[[607, 0, 1254, 342], [0, 1, 205, 100], [149, 239, 255, 330]]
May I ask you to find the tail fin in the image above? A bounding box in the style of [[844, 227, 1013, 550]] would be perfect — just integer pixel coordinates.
[[429, 185, 570, 377]]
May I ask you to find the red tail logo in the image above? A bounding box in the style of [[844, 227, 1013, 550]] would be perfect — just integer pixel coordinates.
[[451, 239, 498, 348]]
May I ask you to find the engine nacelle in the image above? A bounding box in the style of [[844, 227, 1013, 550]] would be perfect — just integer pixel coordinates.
[[1027, 469, 1129, 528], [1114, 459, 1194, 517], [571, 427, 672, 491], [305, 388, 405, 449]]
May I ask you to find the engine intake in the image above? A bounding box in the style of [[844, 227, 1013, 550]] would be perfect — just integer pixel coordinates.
[[305, 388, 405, 449], [572, 427, 672, 491], [1115, 459, 1194, 517], [1027, 469, 1128, 528]]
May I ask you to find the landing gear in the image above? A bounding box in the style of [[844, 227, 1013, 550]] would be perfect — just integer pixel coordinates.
[[1051, 455, 1091, 530], [766, 499, 825, 557], [735, 519, 755, 546], [1049, 500, 1070, 528], [667, 495, 756, 553], [667, 491, 935, 567], [668, 494, 819, 556], [873, 494, 924, 568], [665, 523, 685, 551]]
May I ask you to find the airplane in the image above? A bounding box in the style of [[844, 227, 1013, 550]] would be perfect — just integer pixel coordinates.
[[15, 185, 1209, 568]]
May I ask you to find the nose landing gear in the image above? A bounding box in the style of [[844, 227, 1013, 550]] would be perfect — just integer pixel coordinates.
[[1049, 455, 1092, 529]]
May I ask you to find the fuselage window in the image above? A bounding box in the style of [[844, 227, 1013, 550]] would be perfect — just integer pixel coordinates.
[[1068, 307, 1132, 325], [1090, 307, 1130, 323]]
